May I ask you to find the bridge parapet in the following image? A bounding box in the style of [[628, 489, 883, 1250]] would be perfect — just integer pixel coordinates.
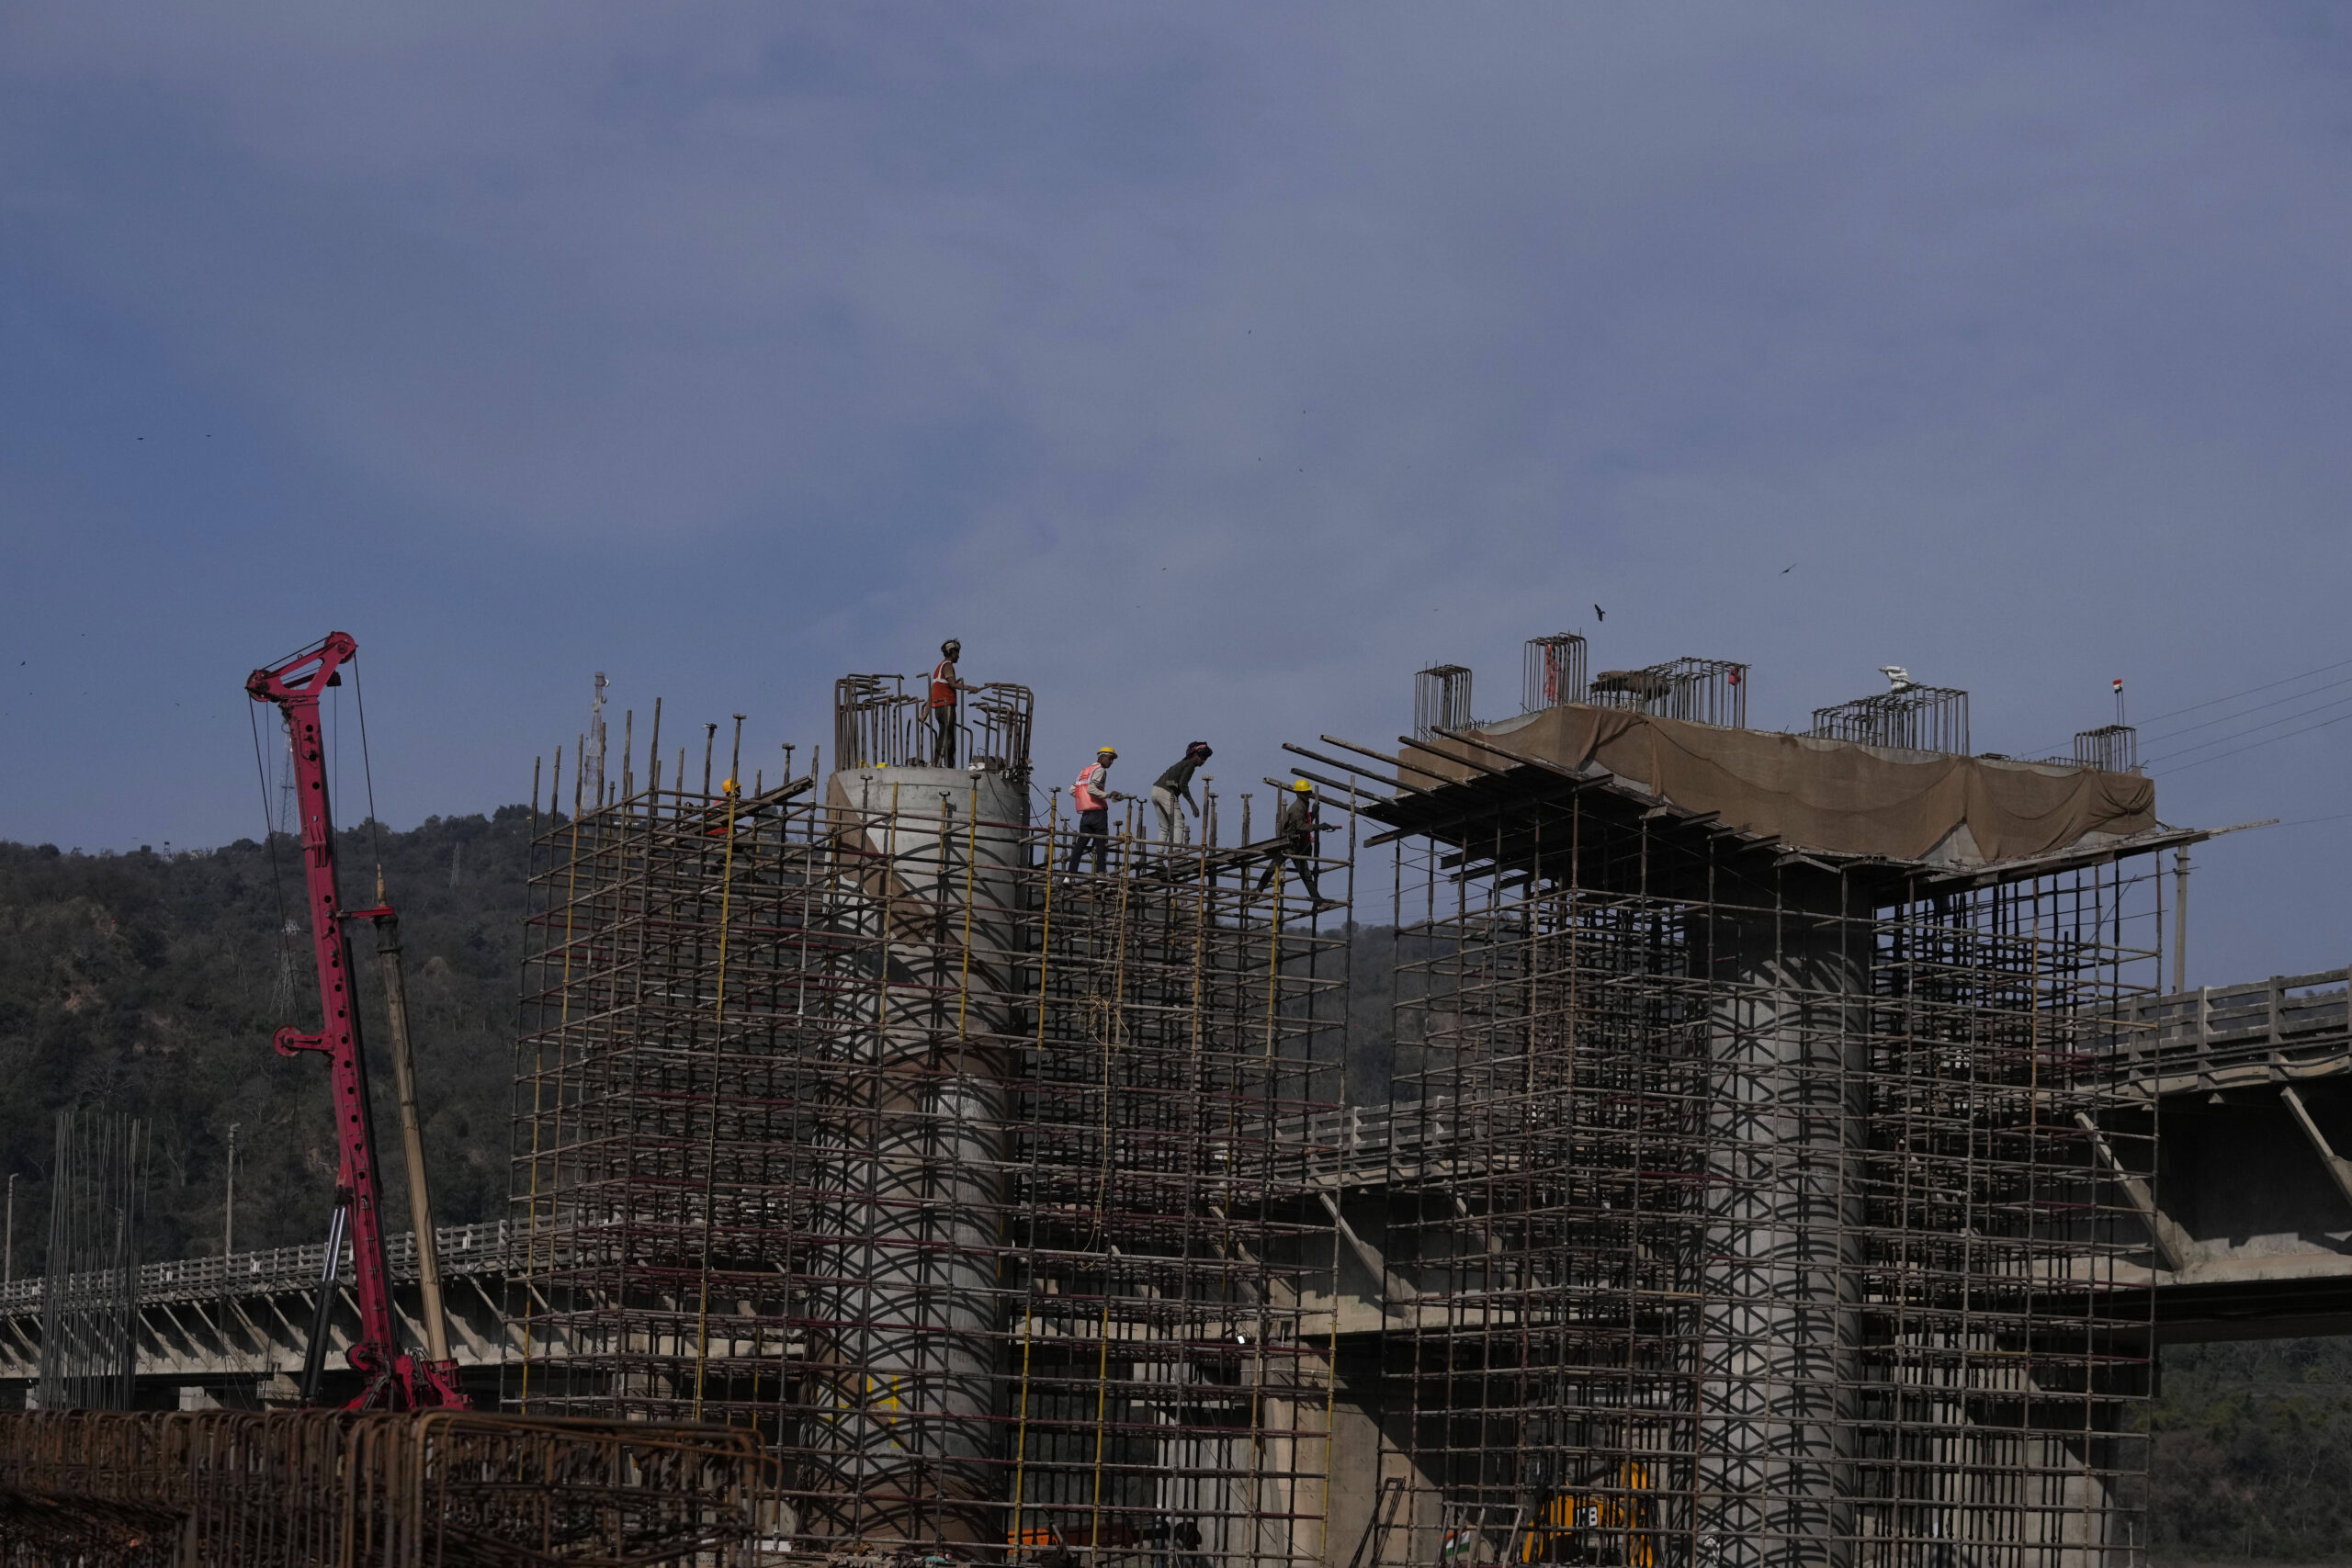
[[2119, 968, 2352, 1094], [0, 1221, 531, 1404]]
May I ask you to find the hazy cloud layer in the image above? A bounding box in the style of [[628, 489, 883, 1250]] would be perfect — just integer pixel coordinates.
[[3, 4, 2348, 983]]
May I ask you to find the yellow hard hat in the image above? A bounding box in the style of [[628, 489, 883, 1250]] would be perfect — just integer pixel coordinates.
[[1293, 779, 1311, 792], [1098, 745, 1117, 756]]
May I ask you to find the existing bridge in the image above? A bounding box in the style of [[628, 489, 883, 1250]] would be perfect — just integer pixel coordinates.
[[0, 1222, 522, 1408], [2118, 965, 2352, 1338], [6, 967, 2352, 1410]]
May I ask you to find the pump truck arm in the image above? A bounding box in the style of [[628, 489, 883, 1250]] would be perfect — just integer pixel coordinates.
[[246, 632, 466, 1411]]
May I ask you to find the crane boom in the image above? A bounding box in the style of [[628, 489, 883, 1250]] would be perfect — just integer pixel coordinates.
[[247, 632, 465, 1410]]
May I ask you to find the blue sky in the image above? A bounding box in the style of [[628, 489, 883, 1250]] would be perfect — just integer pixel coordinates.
[[3, 4, 2348, 986]]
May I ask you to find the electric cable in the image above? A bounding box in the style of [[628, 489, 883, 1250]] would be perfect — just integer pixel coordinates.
[[2138, 671, 2352, 749], [2012, 653, 2352, 759], [2135, 655, 2352, 728], [353, 658, 387, 894], [2153, 704, 2352, 777], [247, 701, 290, 970], [2145, 689, 2352, 771]]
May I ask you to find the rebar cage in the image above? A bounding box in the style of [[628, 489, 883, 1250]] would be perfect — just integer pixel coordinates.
[[37, 1113, 151, 1414], [1362, 800, 2160, 1568], [1809, 688, 1971, 756], [0, 1410, 775, 1566], [2070, 728, 2139, 774], [510, 731, 1356, 1562], [1418, 668, 1476, 741], [1524, 637, 1590, 715], [836, 674, 1037, 777], [1588, 660, 1749, 729]]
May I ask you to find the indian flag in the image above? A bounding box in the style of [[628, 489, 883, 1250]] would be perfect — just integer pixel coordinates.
[[1440, 1528, 1477, 1562]]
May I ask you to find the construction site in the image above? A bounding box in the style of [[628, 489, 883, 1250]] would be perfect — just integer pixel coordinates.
[[0, 633, 2196, 1568]]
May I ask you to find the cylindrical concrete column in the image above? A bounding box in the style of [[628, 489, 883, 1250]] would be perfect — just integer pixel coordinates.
[[1693, 876, 1866, 1568], [802, 765, 1028, 1545]]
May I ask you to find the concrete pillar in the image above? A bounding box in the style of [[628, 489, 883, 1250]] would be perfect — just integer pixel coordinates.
[[1694, 876, 1865, 1568], [802, 765, 1027, 1545]]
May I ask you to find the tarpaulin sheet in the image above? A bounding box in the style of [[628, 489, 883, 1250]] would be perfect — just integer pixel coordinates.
[[1407, 704, 2154, 864]]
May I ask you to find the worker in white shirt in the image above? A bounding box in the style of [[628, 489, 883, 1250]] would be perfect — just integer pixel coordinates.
[[1067, 746, 1126, 874]]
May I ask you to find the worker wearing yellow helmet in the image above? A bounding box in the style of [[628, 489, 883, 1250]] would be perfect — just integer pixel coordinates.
[[1067, 746, 1127, 874], [1259, 779, 1336, 903]]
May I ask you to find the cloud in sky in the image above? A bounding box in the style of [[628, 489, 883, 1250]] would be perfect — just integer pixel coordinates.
[[2, 3, 2349, 982]]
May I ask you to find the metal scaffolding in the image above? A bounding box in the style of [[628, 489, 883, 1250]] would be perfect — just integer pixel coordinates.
[[1360, 788, 2161, 1568], [508, 702, 1353, 1561]]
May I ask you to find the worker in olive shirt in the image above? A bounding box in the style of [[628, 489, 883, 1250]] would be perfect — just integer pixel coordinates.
[[1258, 779, 1337, 902], [1150, 740, 1212, 851]]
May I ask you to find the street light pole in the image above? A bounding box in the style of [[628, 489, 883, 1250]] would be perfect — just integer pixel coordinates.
[[2172, 819, 2280, 995], [224, 1123, 238, 1258]]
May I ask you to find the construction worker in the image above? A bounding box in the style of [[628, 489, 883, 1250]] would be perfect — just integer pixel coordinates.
[[1067, 746, 1125, 874], [1151, 740, 1212, 850], [928, 638, 977, 766], [1258, 779, 1336, 902]]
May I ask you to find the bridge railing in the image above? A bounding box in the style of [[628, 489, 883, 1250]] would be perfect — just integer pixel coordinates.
[[0, 1219, 524, 1317], [2115, 968, 2352, 1092], [16, 976, 2335, 1318]]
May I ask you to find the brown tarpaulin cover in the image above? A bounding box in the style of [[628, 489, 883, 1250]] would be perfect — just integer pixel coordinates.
[[1407, 704, 2155, 864]]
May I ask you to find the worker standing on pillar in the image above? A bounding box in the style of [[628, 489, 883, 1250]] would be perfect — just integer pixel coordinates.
[[1151, 741, 1212, 852], [1068, 746, 1124, 874], [928, 638, 976, 766], [1258, 779, 1335, 902]]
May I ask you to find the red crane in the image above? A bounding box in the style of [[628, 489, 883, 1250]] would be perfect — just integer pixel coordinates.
[[247, 632, 467, 1411]]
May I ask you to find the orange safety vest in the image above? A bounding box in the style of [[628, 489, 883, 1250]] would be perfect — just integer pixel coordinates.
[[930, 659, 957, 709], [1073, 762, 1106, 812]]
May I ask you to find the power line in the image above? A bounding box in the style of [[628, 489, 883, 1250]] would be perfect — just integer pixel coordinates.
[[2141, 654, 2352, 724], [2145, 689, 2352, 770], [2139, 671, 2352, 748], [2013, 653, 2352, 759], [2154, 704, 2352, 777]]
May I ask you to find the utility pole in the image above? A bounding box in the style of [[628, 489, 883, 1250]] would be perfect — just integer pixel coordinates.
[[586, 672, 609, 804], [2172, 818, 2280, 994], [224, 1124, 238, 1258], [2173, 849, 2189, 996]]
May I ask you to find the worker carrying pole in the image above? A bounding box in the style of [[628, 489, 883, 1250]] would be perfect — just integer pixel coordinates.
[[1067, 746, 1128, 874], [1150, 741, 1212, 852], [928, 638, 977, 766], [1258, 779, 1337, 903]]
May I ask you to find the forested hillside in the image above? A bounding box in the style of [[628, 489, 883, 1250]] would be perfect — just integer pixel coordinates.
[[0, 812, 534, 1270], [2147, 1338, 2352, 1562], [0, 819, 2346, 1555]]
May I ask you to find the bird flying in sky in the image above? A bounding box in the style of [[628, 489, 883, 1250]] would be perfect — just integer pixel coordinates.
[[1593, 604, 1605, 622]]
